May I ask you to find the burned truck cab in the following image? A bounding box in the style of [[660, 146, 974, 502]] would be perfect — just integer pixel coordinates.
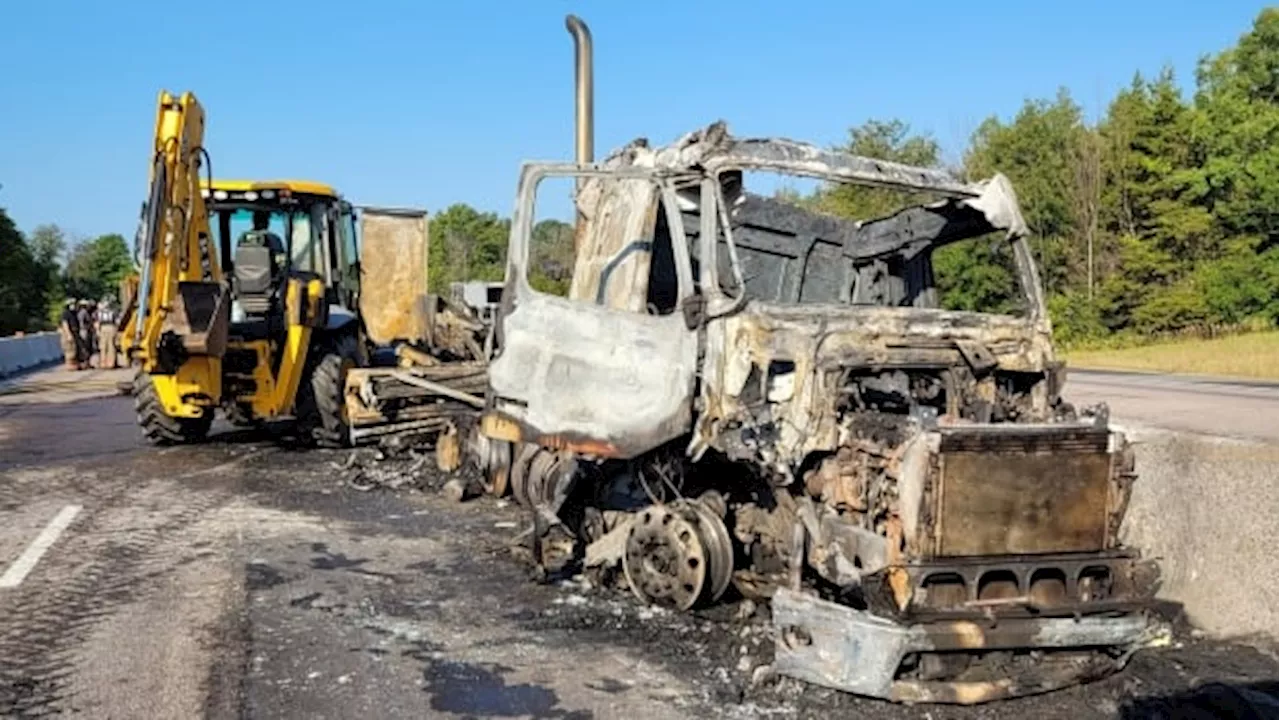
[[481, 122, 1161, 704]]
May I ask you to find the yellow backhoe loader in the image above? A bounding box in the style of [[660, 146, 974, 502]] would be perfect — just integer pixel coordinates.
[[119, 91, 368, 446]]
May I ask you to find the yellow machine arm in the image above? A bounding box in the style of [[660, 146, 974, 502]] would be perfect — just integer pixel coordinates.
[[123, 91, 229, 419], [118, 271, 139, 342]]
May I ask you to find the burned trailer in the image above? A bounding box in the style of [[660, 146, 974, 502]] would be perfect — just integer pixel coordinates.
[[478, 123, 1161, 704], [342, 207, 490, 447]]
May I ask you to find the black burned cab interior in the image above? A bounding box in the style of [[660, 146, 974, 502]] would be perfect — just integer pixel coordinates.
[[668, 174, 1023, 311]]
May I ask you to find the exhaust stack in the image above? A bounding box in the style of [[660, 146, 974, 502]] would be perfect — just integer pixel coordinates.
[[565, 15, 594, 169]]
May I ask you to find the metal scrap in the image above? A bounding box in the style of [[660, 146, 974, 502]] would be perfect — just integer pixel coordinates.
[[335, 448, 430, 492]]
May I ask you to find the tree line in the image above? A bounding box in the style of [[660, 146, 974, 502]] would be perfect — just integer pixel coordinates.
[[0, 215, 133, 335], [422, 8, 1277, 346], [427, 203, 574, 297], [814, 8, 1277, 344]]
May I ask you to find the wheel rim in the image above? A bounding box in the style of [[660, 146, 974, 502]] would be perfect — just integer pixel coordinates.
[[678, 499, 734, 603], [624, 506, 708, 611]]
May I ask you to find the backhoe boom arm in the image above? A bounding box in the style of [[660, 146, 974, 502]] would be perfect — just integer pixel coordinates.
[[122, 90, 228, 419]]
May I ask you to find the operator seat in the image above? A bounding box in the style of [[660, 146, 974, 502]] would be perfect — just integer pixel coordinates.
[[233, 228, 285, 316]]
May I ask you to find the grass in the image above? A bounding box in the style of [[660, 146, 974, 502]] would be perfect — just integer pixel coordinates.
[[1063, 330, 1279, 379]]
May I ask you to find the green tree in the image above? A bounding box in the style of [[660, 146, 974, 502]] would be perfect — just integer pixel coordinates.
[[805, 118, 1025, 315], [1099, 75, 1150, 240], [530, 219, 574, 295], [64, 234, 134, 302], [964, 89, 1093, 296], [427, 204, 510, 291], [0, 208, 39, 335], [1194, 244, 1279, 327], [1095, 73, 1199, 332], [811, 119, 943, 219], [1193, 7, 1278, 249], [28, 224, 66, 327], [932, 241, 1021, 316], [812, 12, 1279, 342], [1189, 7, 1279, 331], [1140, 70, 1215, 264]]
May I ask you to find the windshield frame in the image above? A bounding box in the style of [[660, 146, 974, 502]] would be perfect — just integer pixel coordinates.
[[697, 164, 1048, 322], [508, 159, 1049, 324]]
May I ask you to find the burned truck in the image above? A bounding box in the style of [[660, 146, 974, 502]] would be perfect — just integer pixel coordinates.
[[476, 122, 1161, 704]]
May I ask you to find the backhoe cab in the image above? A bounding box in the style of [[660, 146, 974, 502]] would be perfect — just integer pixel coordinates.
[[121, 91, 364, 446], [204, 179, 365, 441]]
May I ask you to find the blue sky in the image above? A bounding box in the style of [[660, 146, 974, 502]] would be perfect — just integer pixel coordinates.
[[0, 0, 1266, 243]]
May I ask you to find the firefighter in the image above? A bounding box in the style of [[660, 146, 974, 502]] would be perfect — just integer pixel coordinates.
[[59, 299, 81, 370], [76, 300, 94, 368], [97, 299, 119, 369]]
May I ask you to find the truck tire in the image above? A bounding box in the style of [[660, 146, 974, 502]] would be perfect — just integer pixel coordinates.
[[133, 371, 212, 445], [295, 333, 358, 448]]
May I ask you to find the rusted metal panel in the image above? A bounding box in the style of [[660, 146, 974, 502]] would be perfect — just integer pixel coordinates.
[[359, 207, 429, 346], [680, 179, 1031, 310], [896, 552, 1162, 617], [932, 428, 1112, 556]]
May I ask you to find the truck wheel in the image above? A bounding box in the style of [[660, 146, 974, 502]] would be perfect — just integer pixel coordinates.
[[296, 333, 357, 448], [133, 371, 212, 445]]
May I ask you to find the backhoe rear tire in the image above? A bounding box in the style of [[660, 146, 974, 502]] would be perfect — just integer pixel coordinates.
[[133, 371, 213, 445], [295, 333, 358, 448]]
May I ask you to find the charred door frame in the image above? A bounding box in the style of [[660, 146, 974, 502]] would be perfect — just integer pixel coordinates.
[[503, 163, 700, 299], [484, 162, 703, 458]]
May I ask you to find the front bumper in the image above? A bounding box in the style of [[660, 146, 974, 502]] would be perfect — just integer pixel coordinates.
[[772, 588, 1155, 704]]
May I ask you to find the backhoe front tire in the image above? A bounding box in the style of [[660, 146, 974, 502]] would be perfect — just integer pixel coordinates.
[[295, 333, 358, 448], [133, 371, 213, 445]]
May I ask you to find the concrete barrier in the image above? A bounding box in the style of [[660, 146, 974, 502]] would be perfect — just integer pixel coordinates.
[[0, 332, 64, 378], [1119, 422, 1279, 643]]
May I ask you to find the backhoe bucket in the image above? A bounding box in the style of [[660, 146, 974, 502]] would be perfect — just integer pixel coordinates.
[[167, 280, 229, 356]]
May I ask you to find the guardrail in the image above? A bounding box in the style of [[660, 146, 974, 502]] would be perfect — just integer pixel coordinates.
[[0, 332, 64, 378]]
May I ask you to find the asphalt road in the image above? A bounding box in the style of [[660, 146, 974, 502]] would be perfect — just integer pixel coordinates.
[[0, 368, 713, 719], [1065, 369, 1278, 443], [0, 366, 1276, 719]]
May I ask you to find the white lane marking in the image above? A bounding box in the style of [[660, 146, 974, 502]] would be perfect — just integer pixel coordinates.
[[0, 504, 83, 589]]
